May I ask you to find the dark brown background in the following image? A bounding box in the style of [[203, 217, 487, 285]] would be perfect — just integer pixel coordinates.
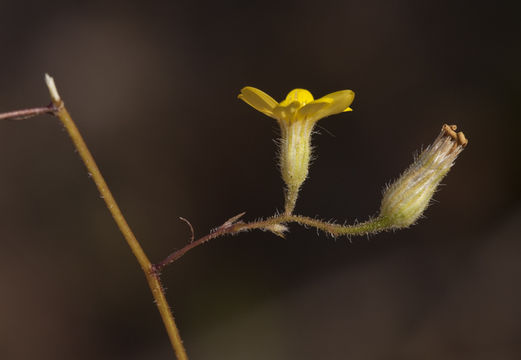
[[0, 0, 520, 359]]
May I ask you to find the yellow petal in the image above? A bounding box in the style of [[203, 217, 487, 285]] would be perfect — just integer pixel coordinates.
[[283, 89, 314, 107], [238, 87, 279, 117], [295, 102, 331, 120], [273, 101, 301, 123], [298, 90, 355, 122]]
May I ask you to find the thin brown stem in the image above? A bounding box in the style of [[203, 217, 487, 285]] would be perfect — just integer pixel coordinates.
[[156, 214, 288, 270], [157, 214, 391, 269], [0, 104, 55, 120]]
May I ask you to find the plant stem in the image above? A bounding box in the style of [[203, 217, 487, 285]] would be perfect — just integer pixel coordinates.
[[157, 214, 390, 268], [284, 185, 299, 215], [287, 215, 390, 236], [0, 104, 55, 120], [1, 76, 393, 359], [44, 76, 188, 360]]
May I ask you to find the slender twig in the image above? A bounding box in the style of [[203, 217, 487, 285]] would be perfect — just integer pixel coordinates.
[[42, 75, 188, 360], [156, 214, 390, 269], [0, 104, 55, 120]]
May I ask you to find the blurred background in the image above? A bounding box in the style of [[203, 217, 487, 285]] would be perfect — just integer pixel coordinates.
[[0, 0, 520, 359]]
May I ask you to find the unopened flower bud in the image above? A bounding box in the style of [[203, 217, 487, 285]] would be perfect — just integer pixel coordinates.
[[380, 124, 468, 228]]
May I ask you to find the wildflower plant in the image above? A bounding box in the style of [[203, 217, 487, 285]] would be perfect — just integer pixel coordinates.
[[0, 75, 468, 360]]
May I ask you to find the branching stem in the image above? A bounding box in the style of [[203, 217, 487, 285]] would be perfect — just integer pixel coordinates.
[[0, 76, 393, 360], [0, 77, 189, 360], [156, 214, 390, 270]]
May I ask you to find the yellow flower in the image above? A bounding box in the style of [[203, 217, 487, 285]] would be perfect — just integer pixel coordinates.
[[239, 87, 355, 214]]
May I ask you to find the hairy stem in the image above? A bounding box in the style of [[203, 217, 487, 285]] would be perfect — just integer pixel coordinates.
[[284, 185, 299, 215], [287, 215, 390, 236], [44, 76, 188, 360], [158, 214, 390, 268]]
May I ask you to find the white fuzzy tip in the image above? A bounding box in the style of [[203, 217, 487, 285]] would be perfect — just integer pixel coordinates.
[[45, 73, 61, 103]]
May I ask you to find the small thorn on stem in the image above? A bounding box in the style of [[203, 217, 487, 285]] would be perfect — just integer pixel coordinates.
[[179, 217, 195, 243], [222, 212, 246, 228]]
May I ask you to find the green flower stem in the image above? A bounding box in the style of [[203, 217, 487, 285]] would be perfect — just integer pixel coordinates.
[[286, 215, 390, 236], [284, 184, 300, 215]]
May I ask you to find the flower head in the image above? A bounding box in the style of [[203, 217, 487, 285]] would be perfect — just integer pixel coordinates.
[[238, 87, 354, 125], [379, 124, 468, 228], [239, 87, 355, 214]]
